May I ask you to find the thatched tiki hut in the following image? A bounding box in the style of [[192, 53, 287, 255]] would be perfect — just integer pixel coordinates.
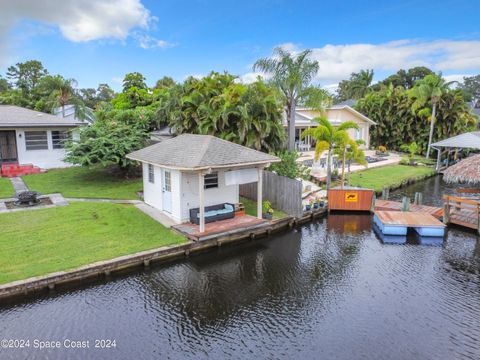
[[443, 154, 480, 185]]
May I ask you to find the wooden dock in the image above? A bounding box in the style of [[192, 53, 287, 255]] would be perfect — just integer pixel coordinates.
[[443, 195, 480, 234], [375, 199, 444, 219], [374, 210, 445, 237]]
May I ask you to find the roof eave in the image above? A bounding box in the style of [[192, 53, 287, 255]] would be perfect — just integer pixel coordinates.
[[126, 155, 281, 171]]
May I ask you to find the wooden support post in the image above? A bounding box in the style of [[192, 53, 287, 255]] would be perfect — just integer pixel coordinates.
[[198, 171, 205, 233], [382, 188, 389, 200], [414, 192, 423, 205], [370, 194, 376, 213], [443, 199, 450, 224], [436, 148, 441, 171], [257, 167, 263, 220], [401, 197, 410, 212]]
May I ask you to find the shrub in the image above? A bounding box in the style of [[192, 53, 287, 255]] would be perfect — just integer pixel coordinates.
[[268, 150, 310, 179]]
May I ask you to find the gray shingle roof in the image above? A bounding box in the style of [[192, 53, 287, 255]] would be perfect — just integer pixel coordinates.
[[0, 105, 84, 128], [127, 134, 280, 170], [431, 131, 480, 149]]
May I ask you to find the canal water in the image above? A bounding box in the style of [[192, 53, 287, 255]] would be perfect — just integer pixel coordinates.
[[1, 177, 479, 360]]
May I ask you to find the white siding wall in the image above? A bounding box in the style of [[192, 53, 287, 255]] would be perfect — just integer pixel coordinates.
[[180, 170, 239, 222], [15, 128, 79, 169], [142, 166, 240, 224], [142, 163, 163, 211]]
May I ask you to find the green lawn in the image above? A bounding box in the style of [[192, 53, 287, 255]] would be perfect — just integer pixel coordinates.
[[23, 166, 143, 199], [348, 165, 435, 192], [0, 177, 14, 199], [240, 196, 287, 219], [0, 202, 186, 284]]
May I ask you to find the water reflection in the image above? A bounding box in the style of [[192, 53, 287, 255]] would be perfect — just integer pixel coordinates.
[[0, 192, 479, 359]]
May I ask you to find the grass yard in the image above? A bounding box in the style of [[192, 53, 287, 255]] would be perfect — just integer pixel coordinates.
[[0, 202, 185, 284], [348, 165, 435, 192], [0, 177, 14, 198], [240, 196, 287, 219], [23, 166, 143, 200]]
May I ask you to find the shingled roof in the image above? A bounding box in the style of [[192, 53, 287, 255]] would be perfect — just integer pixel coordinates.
[[431, 131, 480, 149], [127, 134, 280, 170], [0, 105, 84, 128]]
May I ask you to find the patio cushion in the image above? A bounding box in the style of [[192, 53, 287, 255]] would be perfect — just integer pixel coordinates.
[[224, 204, 234, 211]]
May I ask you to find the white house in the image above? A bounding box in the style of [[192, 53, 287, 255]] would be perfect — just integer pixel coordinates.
[[0, 105, 84, 170], [286, 105, 376, 149], [127, 134, 280, 232]]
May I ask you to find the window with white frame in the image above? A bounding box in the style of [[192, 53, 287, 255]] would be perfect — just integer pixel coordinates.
[[52, 130, 71, 149], [25, 131, 48, 150], [204, 172, 218, 189], [148, 164, 155, 183], [355, 128, 364, 141]]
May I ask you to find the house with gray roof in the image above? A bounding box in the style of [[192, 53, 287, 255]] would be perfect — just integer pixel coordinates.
[[285, 105, 376, 150], [127, 134, 280, 231], [0, 105, 84, 170]]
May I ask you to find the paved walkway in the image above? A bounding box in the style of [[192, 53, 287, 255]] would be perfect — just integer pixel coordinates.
[[134, 202, 177, 228], [9, 177, 29, 194]]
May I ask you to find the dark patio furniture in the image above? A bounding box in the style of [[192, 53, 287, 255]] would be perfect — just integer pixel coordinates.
[[189, 203, 235, 225]]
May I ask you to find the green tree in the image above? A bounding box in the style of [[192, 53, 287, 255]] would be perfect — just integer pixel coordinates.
[[336, 69, 374, 101], [154, 76, 176, 89], [168, 72, 286, 152], [0, 76, 10, 93], [302, 117, 359, 190], [460, 74, 480, 107], [378, 67, 434, 89], [6, 60, 48, 93], [334, 138, 366, 187], [409, 74, 454, 159], [122, 72, 147, 92], [355, 84, 475, 153], [37, 75, 86, 118], [267, 150, 310, 179], [65, 121, 148, 173], [254, 47, 319, 150]]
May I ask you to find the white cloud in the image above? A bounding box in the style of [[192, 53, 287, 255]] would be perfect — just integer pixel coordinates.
[[266, 39, 480, 84], [0, 0, 154, 64], [134, 33, 175, 49], [237, 72, 265, 84]]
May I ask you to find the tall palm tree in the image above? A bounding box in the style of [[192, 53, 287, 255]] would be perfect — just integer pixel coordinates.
[[254, 47, 319, 150], [349, 69, 374, 99], [409, 74, 453, 159], [302, 117, 359, 190], [334, 138, 367, 187], [39, 75, 86, 119]]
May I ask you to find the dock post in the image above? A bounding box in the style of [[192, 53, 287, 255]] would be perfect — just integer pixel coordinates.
[[382, 188, 389, 200], [370, 194, 376, 213], [443, 200, 450, 224], [414, 192, 423, 205], [401, 197, 410, 212]]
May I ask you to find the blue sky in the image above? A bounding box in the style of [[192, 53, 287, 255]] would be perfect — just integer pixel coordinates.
[[1, 0, 479, 91]]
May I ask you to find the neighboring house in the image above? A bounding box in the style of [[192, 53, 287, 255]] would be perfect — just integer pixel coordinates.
[[0, 105, 84, 169], [285, 105, 376, 149], [54, 104, 95, 124], [127, 134, 279, 232]]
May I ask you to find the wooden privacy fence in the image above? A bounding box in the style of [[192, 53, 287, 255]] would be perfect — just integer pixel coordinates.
[[240, 171, 303, 217], [443, 195, 480, 234]]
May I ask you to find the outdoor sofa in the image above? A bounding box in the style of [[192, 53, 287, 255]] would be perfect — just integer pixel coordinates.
[[189, 203, 235, 225]]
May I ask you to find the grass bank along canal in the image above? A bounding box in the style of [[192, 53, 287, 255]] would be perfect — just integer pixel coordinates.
[[0, 177, 479, 360]]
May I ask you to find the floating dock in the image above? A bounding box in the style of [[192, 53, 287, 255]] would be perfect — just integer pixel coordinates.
[[373, 211, 446, 237], [374, 199, 443, 219]]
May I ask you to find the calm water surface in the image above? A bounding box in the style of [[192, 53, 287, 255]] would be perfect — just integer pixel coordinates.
[[0, 177, 479, 360]]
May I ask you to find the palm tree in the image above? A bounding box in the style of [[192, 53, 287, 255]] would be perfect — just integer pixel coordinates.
[[334, 139, 367, 187], [349, 69, 374, 99], [409, 74, 453, 159], [302, 117, 359, 190], [39, 75, 86, 119], [254, 47, 319, 150]]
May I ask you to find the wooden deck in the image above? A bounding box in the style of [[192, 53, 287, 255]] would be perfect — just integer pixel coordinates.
[[374, 211, 445, 228], [375, 199, 444, 219], [443, 195, 480, 233], [172, 215, 269, 241]]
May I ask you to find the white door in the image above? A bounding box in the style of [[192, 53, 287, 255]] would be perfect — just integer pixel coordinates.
[[162, 169, 172, 213]]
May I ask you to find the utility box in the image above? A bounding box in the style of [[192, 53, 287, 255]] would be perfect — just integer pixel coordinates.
[[328, 187, 375, 212]]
